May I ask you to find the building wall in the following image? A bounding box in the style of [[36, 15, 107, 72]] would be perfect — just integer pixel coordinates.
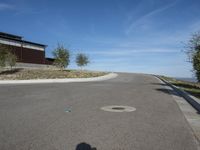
[[1, 44, 46, 64], [16, 62, 56, 69], [0, 37, 45, 51], [45, 59, 54, 65]]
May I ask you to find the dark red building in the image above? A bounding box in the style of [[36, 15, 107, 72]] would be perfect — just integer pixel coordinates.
[[0, 32, 54, 65]]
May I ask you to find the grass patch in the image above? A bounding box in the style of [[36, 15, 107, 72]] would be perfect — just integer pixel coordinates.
[[0, 68, 107, 80], [159, 76, 200, 99]]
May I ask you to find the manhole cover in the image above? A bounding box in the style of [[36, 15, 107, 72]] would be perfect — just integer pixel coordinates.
[[65, 108, 71, 112], [101, 105, 136, 112], [112, 107, 125, 110]]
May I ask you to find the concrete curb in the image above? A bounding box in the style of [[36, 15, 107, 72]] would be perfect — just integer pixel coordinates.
[[156, 76, 200, 113], [0, 73, 118, 85]]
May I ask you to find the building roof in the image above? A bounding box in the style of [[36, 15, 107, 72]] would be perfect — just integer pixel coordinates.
[[0, 32, 22, 40], [0, 32, 47, 47]]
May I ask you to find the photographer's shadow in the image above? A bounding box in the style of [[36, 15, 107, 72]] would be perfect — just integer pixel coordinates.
[[76, 142, 97, 150]]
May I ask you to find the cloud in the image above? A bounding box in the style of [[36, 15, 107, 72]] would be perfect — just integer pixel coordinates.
[[86, 47, 179, 58], [78, 33, 184, 56], [0, 3, 14, 11], [14, 9, 46, 16], [125, 1, 178, 34]]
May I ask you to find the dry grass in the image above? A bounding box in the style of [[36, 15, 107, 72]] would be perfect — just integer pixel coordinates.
[[0, 68, 107, 80], [159, 76, 200, 99]]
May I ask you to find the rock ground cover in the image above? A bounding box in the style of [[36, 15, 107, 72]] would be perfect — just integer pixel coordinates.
[[0, 68, 106, 80]]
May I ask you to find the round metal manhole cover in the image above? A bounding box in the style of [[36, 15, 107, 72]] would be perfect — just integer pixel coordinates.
[[101, 105, 136, 112]]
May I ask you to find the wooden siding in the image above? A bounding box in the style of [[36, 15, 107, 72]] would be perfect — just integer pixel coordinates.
[[2, 44, 46, 64]]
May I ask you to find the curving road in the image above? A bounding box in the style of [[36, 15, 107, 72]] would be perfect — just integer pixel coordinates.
[[0, 73, 198, 150]]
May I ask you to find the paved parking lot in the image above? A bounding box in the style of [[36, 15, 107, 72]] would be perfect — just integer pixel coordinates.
[[0, 73, 198, 150]]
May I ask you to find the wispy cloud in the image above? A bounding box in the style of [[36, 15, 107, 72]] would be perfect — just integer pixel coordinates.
[[14, 9, 46, 16], [87, 47, 179, 57], [77, 31, 185, 56], [125, 1, 178, 34], [0, 3, 14, 11]]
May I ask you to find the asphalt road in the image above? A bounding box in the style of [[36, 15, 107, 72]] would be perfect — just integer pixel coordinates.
[[0, 73, 198, 150]]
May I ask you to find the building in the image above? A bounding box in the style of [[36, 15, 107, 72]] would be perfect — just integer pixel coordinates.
[[0, 32, 54, 67]]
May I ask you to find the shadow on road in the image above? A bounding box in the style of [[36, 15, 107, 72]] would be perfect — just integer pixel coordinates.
[[156, 88, 181, 97], [151, 82, 168, 86], [76, 142, 97, 150]]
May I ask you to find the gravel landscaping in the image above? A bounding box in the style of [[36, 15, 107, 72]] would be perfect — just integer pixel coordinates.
[[0, 68, 106, 80]]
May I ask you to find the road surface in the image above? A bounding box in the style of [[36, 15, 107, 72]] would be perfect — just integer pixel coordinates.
[[0, 73, 198, 150]]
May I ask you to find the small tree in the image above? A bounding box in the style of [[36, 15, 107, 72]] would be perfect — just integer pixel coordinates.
[[76, 53, 89, 70], [52, 44, 70, 70], [0, 44, 8, 68], [186, 32, 200, 82], [6, 52, 17, 70], [0, 44, 17, 70]]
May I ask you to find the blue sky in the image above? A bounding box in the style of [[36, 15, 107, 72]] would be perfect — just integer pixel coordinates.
[[1, 0, 200, 77]]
